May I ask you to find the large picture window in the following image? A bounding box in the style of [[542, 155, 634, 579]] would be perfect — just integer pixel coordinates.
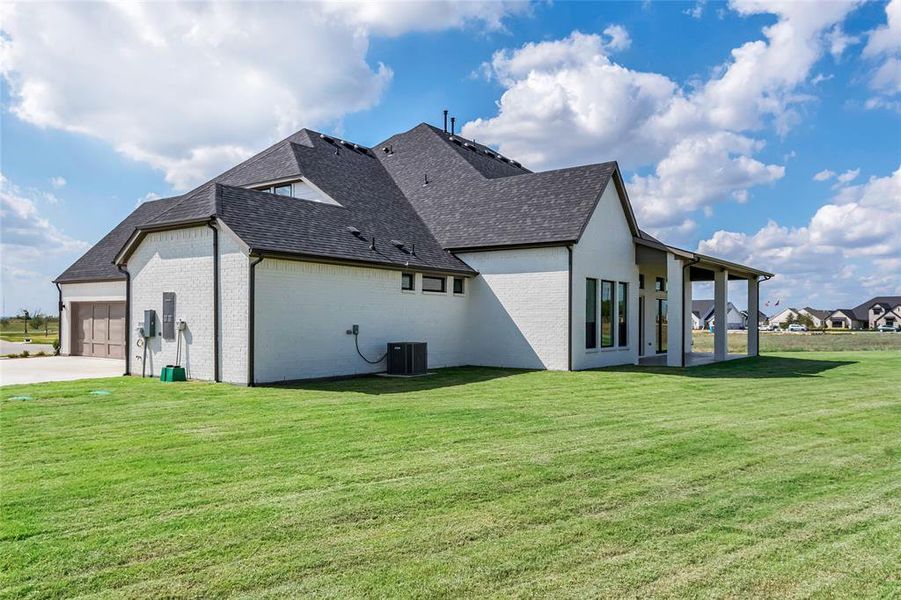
[[617, 282, 628, 347], [601, 280, 614, 348], [586, 279, 598, 349]]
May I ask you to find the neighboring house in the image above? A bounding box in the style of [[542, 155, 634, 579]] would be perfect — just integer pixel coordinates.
[[769, 306, 831, 328], [741, 310, 768, 329], [798, 307, 830, 328], [691, 300, 714, 330], [706, 303, 746, 330], [827, 296, 901, 329], [768, 307, 799, 328], [691, 300, 746, 330], [55, 122, 771, 384]]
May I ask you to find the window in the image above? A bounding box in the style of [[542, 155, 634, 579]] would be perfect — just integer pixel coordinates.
[[586, 279, 598, 349], [401, 272, 415, 291], [453, 277, 465, 294], [274, 184, 292, 196], [639, 274, 644, 290], [601, 280, 614, 348], [655, 277, 666, 292], [422, 275, 446, 293], [617, 282, 628, 347]]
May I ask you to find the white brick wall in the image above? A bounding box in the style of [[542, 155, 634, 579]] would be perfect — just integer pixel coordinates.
[[218, 230, 249, 384], [456, 247, 569, 370], [129, 226, 216, 380], [128, 225, 250, 383], [571, 182, 640, 370], [59, 281, 126, 355], [253, 260, 471, 382]]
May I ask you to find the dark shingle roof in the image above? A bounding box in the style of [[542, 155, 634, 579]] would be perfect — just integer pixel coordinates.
[[54, 197, 182, 283], [58, 122, 643, 280], [848, 296, 901, 320], [692, 300, 715, 320], [375, 124, 618, 249]]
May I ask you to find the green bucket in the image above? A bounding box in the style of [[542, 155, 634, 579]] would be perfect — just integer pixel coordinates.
[[160, 366, 187, 382]]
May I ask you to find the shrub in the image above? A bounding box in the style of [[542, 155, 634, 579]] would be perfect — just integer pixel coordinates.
[[36, 351, 47, 357], [20, 350, 29, 358], [52, 338, 61, 356]]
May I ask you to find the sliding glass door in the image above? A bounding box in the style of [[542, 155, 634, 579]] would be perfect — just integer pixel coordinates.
[[656, 298, 668, 354]]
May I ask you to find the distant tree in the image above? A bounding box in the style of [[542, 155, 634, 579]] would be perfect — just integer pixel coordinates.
[[19, 309, 31, 336], [796, 314, 816, 329]]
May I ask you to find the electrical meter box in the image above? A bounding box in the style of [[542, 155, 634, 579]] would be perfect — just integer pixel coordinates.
[[162, 292, 176, 340], [143, 309, 157, 338]]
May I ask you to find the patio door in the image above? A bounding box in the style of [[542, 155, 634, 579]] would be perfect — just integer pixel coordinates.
[[656, 299, 667, 354]]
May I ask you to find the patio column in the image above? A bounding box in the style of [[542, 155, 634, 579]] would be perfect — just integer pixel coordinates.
[[683, 269, 693, 355], [666, 253, 684, 367], [714, 268, 729, 361], [748, 275, 759, 357]]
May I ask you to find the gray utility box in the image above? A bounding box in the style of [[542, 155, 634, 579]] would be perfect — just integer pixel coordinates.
[[386, 342, 427, 376]]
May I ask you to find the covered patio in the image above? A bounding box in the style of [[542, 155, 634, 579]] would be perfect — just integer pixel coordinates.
[[634, 235, 773, 368]]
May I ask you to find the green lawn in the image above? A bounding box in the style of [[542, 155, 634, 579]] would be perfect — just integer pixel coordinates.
[[691, 331, 901, 354], [2, 353, 900, 598], [0, 318, 59, 345]]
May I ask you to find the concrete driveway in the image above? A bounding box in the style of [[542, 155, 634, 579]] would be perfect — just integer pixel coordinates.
[[0, 356, 125, 386], [0, 340, 55, 356]]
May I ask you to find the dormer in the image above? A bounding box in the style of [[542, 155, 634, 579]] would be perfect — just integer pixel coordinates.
[[249, 177, 341, 207]]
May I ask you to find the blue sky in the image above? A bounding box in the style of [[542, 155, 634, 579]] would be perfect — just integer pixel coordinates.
[[2, 0, 899, 316]]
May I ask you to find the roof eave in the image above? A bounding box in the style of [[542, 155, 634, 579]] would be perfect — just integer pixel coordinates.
[[247, 247, 478, 276]]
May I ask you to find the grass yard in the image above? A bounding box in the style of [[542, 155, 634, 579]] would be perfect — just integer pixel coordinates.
[[691, 330, 901, 354], [2, 353, 900, 598], [0, 318, 59, 345]]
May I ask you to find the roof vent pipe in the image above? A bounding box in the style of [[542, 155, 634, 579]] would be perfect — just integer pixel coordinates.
[[369, 237, 376, 251], [443, 110, 448, 133], [450, 117, 456, 135]]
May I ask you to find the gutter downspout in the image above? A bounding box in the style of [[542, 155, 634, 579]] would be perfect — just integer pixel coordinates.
[[54, 282, 64, 357], [680, 257, 701, 368], [207, 220, 220, 382], [567, 245, 573, 371], [248, 254, 264, 387], [116, 265, 131, 375]]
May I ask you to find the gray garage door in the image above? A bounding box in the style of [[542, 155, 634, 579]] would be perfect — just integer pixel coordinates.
[[73, 302, 125, 358]]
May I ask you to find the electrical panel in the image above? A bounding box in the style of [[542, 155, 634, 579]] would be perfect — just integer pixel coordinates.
[[162, 292, 176, 340], [143, 309, 157, 338]]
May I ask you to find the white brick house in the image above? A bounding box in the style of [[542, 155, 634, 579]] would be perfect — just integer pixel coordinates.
[[56, 123, 772, 384]]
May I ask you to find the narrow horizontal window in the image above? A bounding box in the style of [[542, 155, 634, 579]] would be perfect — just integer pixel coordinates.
[[453, 277, 464, 294], [401, 272, 415, 291], [422, 276, 446, 293], [274, 184, 292, 196]]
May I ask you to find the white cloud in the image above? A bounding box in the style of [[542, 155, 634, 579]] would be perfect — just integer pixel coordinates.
[[320, 0, 530, 37], [49, 176, 66, 189], [813, 169, 836, 181], [862, 0, 901, 109], [0, 2, 527, 191], [698, 165, 901, 308], [836, 167, 860, 184], [464, 2, 855, 234], [810, 73, 834, 85], [0, 173, 88, 260], [602, 25, 631, 52], [684, 2, 705, 19], [825, 24, 859, 60]]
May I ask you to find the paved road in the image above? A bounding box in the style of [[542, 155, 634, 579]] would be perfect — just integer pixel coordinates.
[[0, 340, 55, 356], [0, 356, 125, 386]]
